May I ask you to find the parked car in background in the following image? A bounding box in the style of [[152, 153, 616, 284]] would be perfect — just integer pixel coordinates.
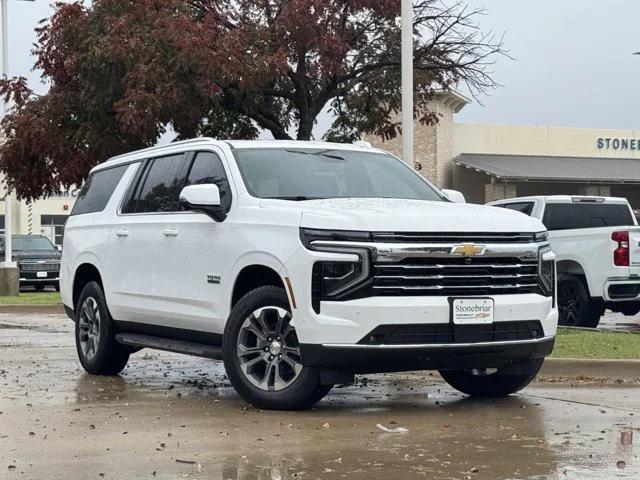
[[489, 196, 640, 328], [61, 139, 557, 410], [0, 235, 62, 291]]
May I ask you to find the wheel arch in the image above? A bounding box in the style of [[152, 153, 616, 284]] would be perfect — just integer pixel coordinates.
[[72, 263, 104, 311], [557, 259, 589, 290], [230, 264, 287, 313]]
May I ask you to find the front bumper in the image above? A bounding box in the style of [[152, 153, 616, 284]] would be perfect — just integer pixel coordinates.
[[19, 272, 60, 284], [603, 278, 640, 302], [300, 336, 555, 374], [296, 293, 557, 345]]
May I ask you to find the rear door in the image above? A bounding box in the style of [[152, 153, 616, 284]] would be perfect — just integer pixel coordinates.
[[109, 152, 190, 324]]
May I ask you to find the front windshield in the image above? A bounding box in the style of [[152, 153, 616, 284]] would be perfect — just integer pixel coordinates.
[[4, 236, 57, 251], [233, 148, 446, 202]]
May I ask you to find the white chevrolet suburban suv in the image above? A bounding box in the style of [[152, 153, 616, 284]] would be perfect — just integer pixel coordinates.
[[489, 195, 640, 328], [61, 139, 557, 410]]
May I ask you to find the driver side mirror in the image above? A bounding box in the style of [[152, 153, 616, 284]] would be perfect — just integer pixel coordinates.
[[179, 184, 227, 222], [441, 189, 466, 204]]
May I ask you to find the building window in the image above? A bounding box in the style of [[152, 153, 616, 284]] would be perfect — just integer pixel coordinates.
[[41, 215, 67, 246]]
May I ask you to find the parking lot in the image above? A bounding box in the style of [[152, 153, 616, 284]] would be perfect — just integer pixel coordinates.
[[0, 310, 637, 479]]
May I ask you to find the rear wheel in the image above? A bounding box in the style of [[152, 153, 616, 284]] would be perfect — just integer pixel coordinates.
[[75, 281, 129, 375], [558, 274, 601, 328], [223, 286, 331, 410], [439, 359, 543, 397]]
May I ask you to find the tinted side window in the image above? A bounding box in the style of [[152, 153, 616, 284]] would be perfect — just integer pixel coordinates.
[[71, 165, 128, 216], [133, 154, 188, 213], [186, 152, 232, 211], [543, 203, 634, 230], [501, 202, 534, 216]]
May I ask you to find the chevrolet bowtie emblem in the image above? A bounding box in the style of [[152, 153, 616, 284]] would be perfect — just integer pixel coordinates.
[[451, 243, 486, 257]]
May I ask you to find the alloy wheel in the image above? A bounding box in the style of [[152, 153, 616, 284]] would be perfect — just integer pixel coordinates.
[[78, 296, 101, 360], [236, 306, 303, 391], [559, 283, 582, 326]]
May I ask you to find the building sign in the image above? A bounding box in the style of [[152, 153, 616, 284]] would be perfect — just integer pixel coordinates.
[[597, 137, 640, 150]]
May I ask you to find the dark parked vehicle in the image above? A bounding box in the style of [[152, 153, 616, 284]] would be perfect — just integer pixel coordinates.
[[0, 235, 61, 291]]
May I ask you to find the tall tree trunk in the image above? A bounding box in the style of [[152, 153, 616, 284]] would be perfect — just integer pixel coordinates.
[[296, 115, 314, 140]]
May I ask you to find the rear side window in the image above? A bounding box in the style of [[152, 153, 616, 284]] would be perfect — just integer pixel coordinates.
[[500, 202, 534, 216], [543, 203, 634, 230], [71, 165, 128, 216], [125, 154, 188, 213], [186, 152, 232, 211]]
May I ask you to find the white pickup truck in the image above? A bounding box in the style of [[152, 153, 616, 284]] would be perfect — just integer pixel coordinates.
[[489, 196, 640, 328]]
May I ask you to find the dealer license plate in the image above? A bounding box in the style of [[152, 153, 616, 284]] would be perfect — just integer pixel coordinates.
[[36, 271, 47, 278], [452, 298, 494, 325]]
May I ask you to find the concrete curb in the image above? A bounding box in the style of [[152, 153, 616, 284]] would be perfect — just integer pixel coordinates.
[[541, 358, 640, 380], [0, 304, 65, 314]]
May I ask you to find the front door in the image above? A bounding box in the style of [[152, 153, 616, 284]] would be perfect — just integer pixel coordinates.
[[151, 150, 234, 334]]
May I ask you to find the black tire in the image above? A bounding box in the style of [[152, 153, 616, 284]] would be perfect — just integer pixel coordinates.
[[34, 284, 45, 291], [54, 282, 60, 292], [618, 302, 640, 317], [439, 359, 543, 397], [75, 281, 129, 375], [558, 274, 601, 328], [223, 286, 332, 410]]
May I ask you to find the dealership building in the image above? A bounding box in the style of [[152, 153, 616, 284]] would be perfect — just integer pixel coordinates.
[[0, 189, 77, 247], [368, 91, 640, 208], [1, 90, 640, 246]]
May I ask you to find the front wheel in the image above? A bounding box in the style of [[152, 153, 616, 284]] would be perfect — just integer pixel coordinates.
[[223, 286, 332, 410], [439, 359, 543, 397]]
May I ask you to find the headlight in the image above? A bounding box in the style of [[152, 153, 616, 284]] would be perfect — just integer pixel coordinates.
[[534, 231, 549, 242], [538, 245, 555, 303], [301, 228, 372, 312]]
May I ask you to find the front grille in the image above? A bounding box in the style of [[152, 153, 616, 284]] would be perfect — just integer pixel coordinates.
[[372, 256, 542, 297], [20, 260, 60, 272], [358, 321, 544, 345], [371, 232, 536, 243]]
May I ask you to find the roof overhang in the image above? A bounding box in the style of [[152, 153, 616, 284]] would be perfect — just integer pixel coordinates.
[[454, 153, 640, 184]]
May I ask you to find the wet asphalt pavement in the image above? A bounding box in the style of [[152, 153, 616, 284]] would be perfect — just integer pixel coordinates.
[[0, 312, 639, 480]]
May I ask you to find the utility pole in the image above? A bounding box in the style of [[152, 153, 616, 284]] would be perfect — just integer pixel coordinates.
[[401, 0, 414, 167], [1, 0, 14, 269]]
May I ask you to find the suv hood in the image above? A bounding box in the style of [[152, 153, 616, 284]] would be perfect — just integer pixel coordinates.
[[295, 198, 544, 233]]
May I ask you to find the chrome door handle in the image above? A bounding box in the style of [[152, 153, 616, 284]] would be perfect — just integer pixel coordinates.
[[162, 228, 179, 237], [115, 229, 129, 238]]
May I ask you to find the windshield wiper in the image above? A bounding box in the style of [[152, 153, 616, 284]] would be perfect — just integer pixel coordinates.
[[284, 149, 345, 160], [265, 196, 327, 201]]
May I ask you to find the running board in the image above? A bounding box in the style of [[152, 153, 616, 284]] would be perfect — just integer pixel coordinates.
[[115, 333, 223, 360]]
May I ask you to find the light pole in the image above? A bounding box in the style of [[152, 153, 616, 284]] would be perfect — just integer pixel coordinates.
[[0, 0, 34, 271], [401, 0, 413, 167]]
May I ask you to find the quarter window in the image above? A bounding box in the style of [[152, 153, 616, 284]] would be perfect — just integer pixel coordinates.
[[128, 154, 189, 213], [186, 152, 232, 211], [71, 165, 128, 216]]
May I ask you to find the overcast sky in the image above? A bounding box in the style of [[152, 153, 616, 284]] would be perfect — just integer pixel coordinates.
[[7, 0, 640, 135]]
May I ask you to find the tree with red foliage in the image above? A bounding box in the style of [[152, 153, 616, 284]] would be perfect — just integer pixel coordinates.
[[0, 0, 505, 199]]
